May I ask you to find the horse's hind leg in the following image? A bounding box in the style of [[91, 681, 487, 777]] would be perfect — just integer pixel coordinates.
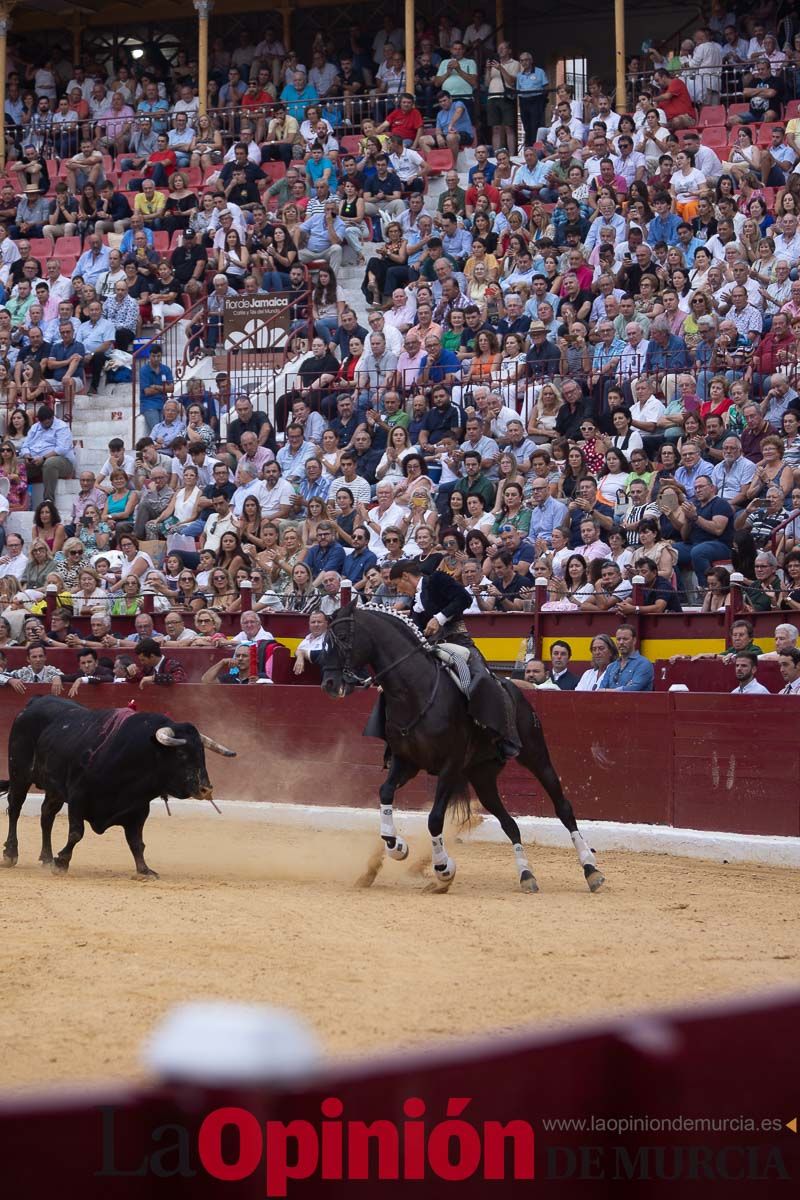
[[378, 754, 418, 862], [469, 762, 539, 893], [516, 699, 605, 893]]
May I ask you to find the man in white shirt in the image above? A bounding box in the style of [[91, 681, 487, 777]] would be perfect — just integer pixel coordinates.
[[629, 378, 666, 436], [546, 100, 585, 146], [201, 493, 239, 551], [231, 611, 275, 646], [772, 214, 800, 264], [778, 647, 800, 693], [686, 28, 723, 104], [359, 481, 408, 555], [0, 533, 28, 580], [717, 260, 763, 309], [731, 652, 769, 694], [681, 131, 723, 183], [616, 323, 650, 384], [522, 659, 560, 689], [223, 127, 262, 167], [485, 391, 519, 441]]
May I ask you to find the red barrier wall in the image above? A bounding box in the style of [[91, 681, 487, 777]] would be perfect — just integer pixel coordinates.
[[0, 688, 798, 837], [0, 988, 797, 1196]]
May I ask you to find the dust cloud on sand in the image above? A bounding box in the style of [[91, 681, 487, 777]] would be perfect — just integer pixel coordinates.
[[0, 812, 798, 1090]]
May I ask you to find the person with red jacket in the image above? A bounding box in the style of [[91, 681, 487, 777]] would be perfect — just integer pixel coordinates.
[[376, 93, 425, 148], [652, 68, 696, 131]]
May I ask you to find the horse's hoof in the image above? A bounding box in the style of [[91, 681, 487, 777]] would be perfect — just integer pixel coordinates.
[[51, 860, 68, 875], [386, 837, 409, 862], [1, 853, 17, 868], [519, 869, 539, 893], [585, 868, 605, 893], [424, 877, 455, 894], [424, 861, 456, 893], [39, 857, 53, 867], [135, 868, 159, 880]]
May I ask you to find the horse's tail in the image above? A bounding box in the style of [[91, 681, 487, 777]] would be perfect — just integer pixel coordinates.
[[445, 775, 474, 829]]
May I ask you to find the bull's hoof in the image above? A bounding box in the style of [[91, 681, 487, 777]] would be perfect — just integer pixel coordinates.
[[519, 869, 539, 893], [1, 853, 18, 868], [584, 866, 605, 893], [135, 868, 159, 880]]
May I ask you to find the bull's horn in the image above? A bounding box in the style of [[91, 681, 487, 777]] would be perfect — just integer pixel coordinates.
[[199, 733, 237, 758], [155, 727, 187, 747]]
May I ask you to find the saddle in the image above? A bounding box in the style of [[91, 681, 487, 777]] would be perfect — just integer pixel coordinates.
[[433, 642, 472, 696]]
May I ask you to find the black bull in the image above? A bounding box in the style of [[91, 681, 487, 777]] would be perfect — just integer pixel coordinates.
[[0, 697, 235, 877]]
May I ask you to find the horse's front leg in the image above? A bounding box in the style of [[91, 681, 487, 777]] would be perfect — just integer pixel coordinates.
[[379, 753, 418, 861], [425, 776, 458, 893]]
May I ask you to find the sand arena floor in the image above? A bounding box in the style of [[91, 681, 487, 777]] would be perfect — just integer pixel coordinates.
[[0, 810, 798, 1090]]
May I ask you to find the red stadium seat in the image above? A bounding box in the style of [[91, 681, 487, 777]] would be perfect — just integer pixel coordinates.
[[699, 105, 725, 128], [727, 103, 750, 120], [701, 126, 727, 149], [261, 161, 285, 182], [757, 123, 782, 145], [54, 236, 81, 256], [60, 257, 77, 276], [29, 238, 54, 260], [339, 134, 361, 154], [185, 166, 203, 188], [675, 127, 700, 144], [152, 231, 170, 253], [425, 149, 454, 175], [761, 186, 776, 208], [785, 100, 800, 120]]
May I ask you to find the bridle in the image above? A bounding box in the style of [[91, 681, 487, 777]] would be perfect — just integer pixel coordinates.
[[326, 607, 426, 688], [326, 608, 442, 736]]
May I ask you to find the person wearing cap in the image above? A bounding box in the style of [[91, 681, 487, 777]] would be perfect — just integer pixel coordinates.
[[171, 228, 208, 290], [525, 321, 561, 380], [8, 184, 49, 240]]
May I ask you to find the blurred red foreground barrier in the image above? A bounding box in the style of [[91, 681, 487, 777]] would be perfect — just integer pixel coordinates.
[[0, 988, 797, 1196]]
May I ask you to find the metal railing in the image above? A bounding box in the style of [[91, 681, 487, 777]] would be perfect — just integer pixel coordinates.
[[130, 295, 208, 445], [626, 59, 800, 110]]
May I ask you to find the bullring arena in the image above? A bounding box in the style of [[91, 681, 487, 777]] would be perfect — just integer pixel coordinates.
[[2, 804, 799, 1090], [1, 0, 800, 1188]]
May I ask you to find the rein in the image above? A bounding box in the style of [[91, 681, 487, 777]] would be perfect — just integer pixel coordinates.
[[328, 608, 443, 737]]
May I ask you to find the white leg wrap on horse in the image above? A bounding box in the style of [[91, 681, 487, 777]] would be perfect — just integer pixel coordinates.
[[380, 805, 397, 839], [571, 830, 596, 868], [431, 835, 455, 878], [431, 834, 448, 868], [513, 843, 531, 876]]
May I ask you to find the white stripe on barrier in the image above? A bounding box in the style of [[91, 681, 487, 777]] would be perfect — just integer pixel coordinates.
[[14, 794, 800, 869]]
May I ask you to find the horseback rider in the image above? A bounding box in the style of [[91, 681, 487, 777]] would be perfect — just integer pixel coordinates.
[[388, 559, 522, 761]]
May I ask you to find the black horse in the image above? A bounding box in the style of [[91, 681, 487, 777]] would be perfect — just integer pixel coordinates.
[[320, 603, 605, 894]]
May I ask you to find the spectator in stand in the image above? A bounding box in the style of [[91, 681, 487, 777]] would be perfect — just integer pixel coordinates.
[[731, 651, 769, 694], [138, 345, 174, 432], [599, 625, 654, 691]]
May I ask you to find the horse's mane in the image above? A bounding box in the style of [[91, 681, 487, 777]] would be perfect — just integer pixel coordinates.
[[361, 602, 433, 651]]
